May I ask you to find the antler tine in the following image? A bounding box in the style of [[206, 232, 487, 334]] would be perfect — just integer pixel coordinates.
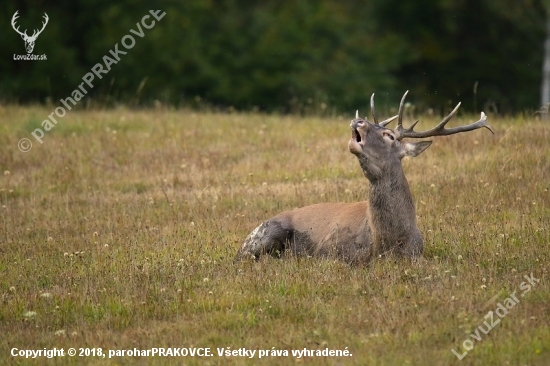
[[396, 90, 409, 132], [356, 110, 359, 119], [379, 115, 399, 127], [396, 103, 494, 140], [370, 93, 378, 124]]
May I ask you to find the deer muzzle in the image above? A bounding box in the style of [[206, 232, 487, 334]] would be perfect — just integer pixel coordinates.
[[349, 119, 367, 154], [350, 119, 367, 144]]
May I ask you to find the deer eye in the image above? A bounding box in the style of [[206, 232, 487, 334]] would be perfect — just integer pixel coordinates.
[[383, 132, 395, 141]]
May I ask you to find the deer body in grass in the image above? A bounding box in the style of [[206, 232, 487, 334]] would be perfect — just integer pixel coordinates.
[[235, 92, 493, 264]]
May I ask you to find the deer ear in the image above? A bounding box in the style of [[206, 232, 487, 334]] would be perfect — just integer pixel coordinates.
[[401, 141, 432, 157]]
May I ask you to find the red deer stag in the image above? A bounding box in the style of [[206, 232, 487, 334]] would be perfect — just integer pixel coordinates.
[[235, 91, 493, 263]]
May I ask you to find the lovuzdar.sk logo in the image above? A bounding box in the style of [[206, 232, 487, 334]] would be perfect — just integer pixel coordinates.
[[12, 10, 48, 60]]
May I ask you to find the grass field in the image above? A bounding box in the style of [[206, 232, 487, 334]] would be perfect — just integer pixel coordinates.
[[0, 105, 549, 365]]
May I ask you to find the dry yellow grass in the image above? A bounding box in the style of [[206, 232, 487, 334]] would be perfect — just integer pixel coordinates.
[[0, 105, 548, 365]]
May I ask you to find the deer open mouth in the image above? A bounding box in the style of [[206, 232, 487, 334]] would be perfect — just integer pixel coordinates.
[[354, 128, 362, 143], [349, 120, 366, 154], [351, 122, 365, 145]]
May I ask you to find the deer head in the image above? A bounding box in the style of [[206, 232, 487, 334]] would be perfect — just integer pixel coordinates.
[[11, 11, 49, 54], [349, 91, 493, 182]]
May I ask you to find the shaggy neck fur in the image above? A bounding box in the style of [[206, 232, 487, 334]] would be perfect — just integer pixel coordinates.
[[359, 155, 420, 255]]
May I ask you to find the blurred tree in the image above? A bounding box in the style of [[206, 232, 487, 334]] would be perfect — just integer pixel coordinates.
[[541, 0, 550, 112], [371, 0, 545, 113], [0, 0, 546, 113]]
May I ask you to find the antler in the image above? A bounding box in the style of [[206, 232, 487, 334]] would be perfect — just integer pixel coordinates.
[[370, 93, 398, 126], [11, 12, 48, 40], [11, 11, 27, 37], [394, 91, 494, 140], [32, 13, 49, 39]]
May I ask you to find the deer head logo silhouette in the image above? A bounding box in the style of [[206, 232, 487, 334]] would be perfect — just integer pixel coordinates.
[[11, 11, 49, 54]]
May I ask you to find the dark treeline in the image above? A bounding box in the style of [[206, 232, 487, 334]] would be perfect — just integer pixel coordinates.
[[0, 0, 546, 114]]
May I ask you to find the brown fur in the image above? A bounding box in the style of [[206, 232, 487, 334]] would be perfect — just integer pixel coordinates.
[[235, 118, 427, 264]]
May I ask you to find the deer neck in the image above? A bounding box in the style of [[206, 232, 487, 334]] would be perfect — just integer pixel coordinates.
[[366, 163, 418, 245]]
